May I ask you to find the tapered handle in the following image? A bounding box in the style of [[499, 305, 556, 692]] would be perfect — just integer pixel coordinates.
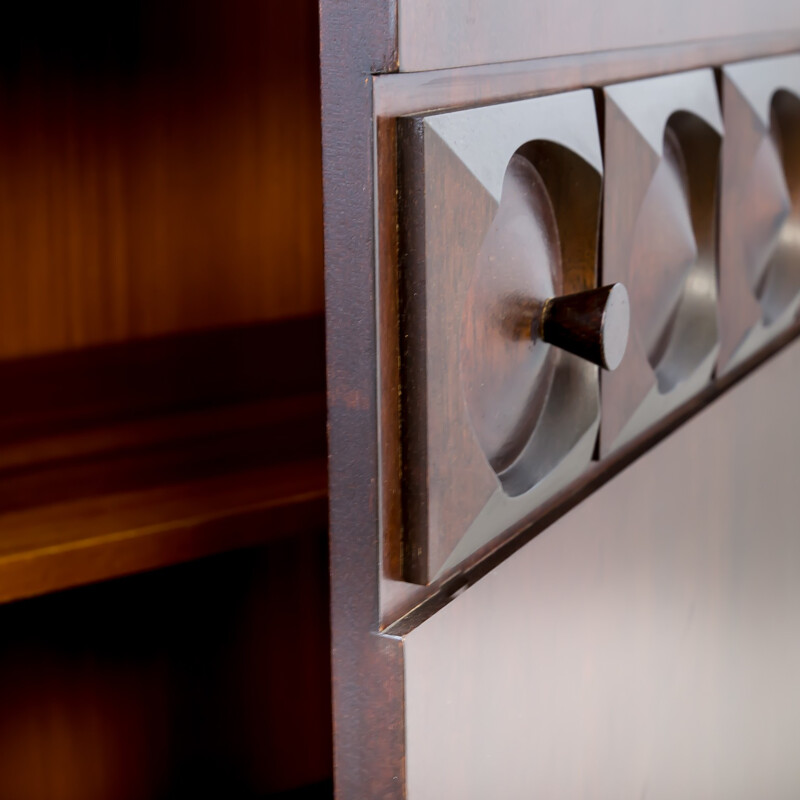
[[539, 283, 630, 371]]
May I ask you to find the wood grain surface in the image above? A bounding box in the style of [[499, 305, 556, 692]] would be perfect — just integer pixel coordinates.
[[0, 4, 333, 798], [374, 32, 800, 119], [600, 71, 722, 454], [0, 533, 332, 799], [319, 1, 406, 798], [376, 36, 800, 627], [718, 55, 800, 372], [0, 0, 322, 359], [397, 95, 603, 583], [0, 457, 327, 605], [402, 336, 800, 800], [331, 14, 800, 800], [0, 314, 327, 603], [0, 316, 326, 448], [397, 0, 799, 72]]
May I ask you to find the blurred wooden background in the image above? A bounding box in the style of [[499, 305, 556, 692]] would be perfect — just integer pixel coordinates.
[[0, 2, 331, 798], [0, 533, 332, 800], [0, 0, 323, 359]]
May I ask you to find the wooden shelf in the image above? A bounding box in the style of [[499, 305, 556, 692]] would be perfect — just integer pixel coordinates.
[[0, 316, 328, 604], [0, 3, 331, 797], [0, 456, 327, 605]]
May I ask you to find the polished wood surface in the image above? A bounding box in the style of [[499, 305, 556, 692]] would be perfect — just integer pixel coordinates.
[[718, 55, 800, 372], [0, 457, 326, 605], [374, 36, 800, 628], [0, 316, 327, 603], [717, 64, 780, 370], [398, 108, 500, 584], [0, 316, 325, 455], [600, 70, 722, 455], [325, 7, 800, 799], [386, 319, 800, 632], [398, 93, 603, 584], [397, 0, 799, 72], [0, 3, 332, 798], [540, 283, 630, 371], [0, 535, 332, 799], [374, 32, 800, 118], [320, 1, 406, 797], [401, 337, 800, 799], [0, 0, 322, 359], [461, 154, 561, 472]]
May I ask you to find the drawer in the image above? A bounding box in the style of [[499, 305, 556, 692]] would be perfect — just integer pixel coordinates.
[[391, 60, 800, 587]]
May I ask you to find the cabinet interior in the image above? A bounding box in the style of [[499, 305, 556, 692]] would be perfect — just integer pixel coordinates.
[[0, 1, 331, 797]]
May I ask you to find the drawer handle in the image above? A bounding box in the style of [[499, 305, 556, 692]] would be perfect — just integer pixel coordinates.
[[539, 283, 630, 371]]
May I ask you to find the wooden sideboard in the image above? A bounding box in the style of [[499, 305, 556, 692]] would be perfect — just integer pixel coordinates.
[[1, 2, 799, 798], [322, 2, 800, 797]]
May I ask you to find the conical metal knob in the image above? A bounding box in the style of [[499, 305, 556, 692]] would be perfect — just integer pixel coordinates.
[[538, 283, 630, 371]]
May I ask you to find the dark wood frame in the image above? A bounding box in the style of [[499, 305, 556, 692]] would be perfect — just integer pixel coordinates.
[[319, 4, 407, 798], [321, 5, 800, 794]]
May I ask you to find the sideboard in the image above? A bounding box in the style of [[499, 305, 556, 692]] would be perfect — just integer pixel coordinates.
[[1, 3, 799, 798], [321, 2, 800, 797]]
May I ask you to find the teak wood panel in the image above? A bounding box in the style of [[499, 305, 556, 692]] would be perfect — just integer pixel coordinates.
[[327, 7, 800, 798], [0, 315, 327, 603], [397, 0, 800, 72], [375, 32, 800, 119], [0, 457, 327, 605], [0, 535, 332, 799], [400, 336, 800, 800], [373, 35, 800, 629], [717, 54, 800, 373], [320, 1, 405, 798], [0, 0, 322, 359], [398, 92, 604, 584], [600, 70, 722, 455]]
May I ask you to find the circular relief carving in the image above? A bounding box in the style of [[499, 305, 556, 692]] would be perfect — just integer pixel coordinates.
[[460, 145, 601, 497], [747, 89, 800, 325], [460, 153, 560, 476], [629, 113, 720, 394]]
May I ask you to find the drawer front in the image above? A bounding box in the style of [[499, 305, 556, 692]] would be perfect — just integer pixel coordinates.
[[402, 336, 800, 800], [394, 61, 800, 585]]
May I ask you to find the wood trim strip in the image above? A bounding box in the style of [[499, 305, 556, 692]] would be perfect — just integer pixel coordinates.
[[320, 1, 406, 797], [375, 32, 800, 118]]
